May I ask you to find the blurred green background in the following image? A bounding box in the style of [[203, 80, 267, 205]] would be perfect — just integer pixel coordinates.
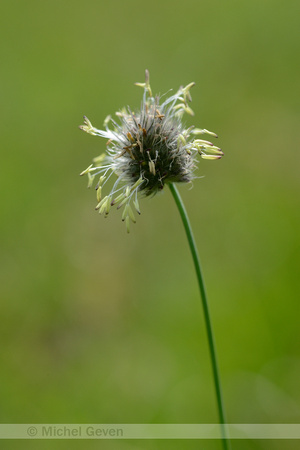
[[1, 0, 300, 449]]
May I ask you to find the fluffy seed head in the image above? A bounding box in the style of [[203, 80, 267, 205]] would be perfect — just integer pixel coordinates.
[[79, 70, 223, 231]]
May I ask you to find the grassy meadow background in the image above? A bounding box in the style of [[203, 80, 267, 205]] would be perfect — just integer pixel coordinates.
[[1, 0, 300, 449]]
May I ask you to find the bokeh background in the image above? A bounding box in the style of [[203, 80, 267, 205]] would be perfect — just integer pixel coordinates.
[[1, 0, 300, 449]]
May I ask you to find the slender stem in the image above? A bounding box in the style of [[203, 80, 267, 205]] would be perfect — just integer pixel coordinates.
[[169, 183, 231, 450]]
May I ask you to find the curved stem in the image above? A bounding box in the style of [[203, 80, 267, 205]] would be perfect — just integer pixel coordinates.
[[169, 183, 231, 450]]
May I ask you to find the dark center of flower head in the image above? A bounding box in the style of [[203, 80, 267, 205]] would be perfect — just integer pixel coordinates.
[[79, 70, 223, 232], [113, 99, 195, 196]]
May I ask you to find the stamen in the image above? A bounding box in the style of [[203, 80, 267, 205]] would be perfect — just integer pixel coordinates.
[[96, 186, 102, 202], [127, 132, 135, 143], [128, 205, 136, 223], [149, 160, 156, 175], [192, 128, 218, 138], [200, 154, 222, 160], [87, 173, 94, 188], [122, 205, 129, 221]]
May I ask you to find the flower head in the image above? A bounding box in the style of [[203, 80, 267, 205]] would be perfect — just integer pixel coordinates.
[[79, 70, 223, 232]]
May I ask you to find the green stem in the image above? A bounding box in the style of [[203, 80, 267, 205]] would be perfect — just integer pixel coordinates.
[[169, 183, 231, 450]]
